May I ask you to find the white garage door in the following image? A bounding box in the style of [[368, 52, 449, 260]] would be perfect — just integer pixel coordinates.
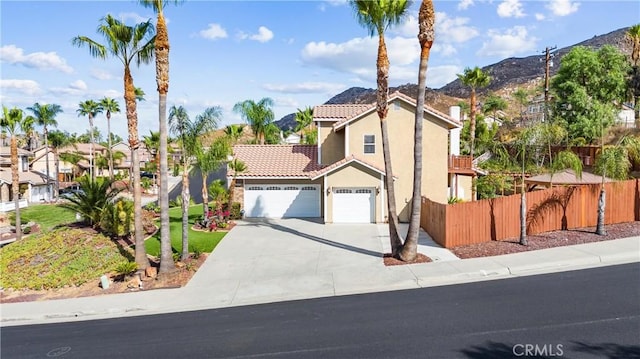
[[244, 184, 320, 218], [332, 188, 374, 223]]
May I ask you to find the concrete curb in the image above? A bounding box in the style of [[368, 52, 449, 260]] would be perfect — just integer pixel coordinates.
[[2, 236, 638, 327]]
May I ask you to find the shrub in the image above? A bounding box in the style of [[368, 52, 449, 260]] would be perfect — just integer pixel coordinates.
[[143, 202, 160, 213], [60, 176, 122, 228], [100, 198, 134, 237], [114, 261, 138, 280], [141, 177, 153, 191], [229, 202, 242, 220], [448, 197, 463, 204]]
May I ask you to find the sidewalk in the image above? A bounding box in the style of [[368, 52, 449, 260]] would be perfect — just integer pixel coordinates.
[[1, 221, 638, 327]]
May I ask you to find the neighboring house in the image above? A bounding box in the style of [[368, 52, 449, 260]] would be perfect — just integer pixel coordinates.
[[58, 143, 107, 180], [284, 133, 301, 144], [228, 91, 474, 223], [0, 147, 53, 205], [617, 103, 635, 128], [30, 146, 57, 181]]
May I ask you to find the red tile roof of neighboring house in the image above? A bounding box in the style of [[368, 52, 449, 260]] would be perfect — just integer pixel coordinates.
[[0, 169, 47, 185], [313, 91, 461, 129], [232, 145, 323, 178]]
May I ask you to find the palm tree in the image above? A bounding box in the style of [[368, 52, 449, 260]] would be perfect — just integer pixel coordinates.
[[193, 136, 230, 216], [138, 0, 181, 274], [350, 0, 410, 254], [515, 128, 534, 245], [27, 103, 62, 199], [224, 124, 244, 143], [99, 97, 120, 181], [233, 98, 274, 145], [397, 0, 435, 262], [60, 176, 122, 228], [593, 136, 639, 235], [169, 105, 220, 260], [294, 107, 313, 139], [142, 130, 161, 185], [627, 24, 640, 123], [482, 93, 508, 124], [73, 15, 155, 270], [1, 106, 31, 241], [512, 88, 530, 122], [228, 157, 247, 207], [457, 67, 491, 158], [47, 130, 70, 195], [76, 100, 103, 181]]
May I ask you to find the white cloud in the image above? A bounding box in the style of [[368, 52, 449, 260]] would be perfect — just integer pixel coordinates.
[[198, 23, 228, 40], [535, 13, 546, 20], [274, 97, 299, 108], [0, 45, 73, 73], [0, 79, 42, 95], [393, 14, 419, 38], [319, 0, 347, 12], [546, 0, 580, 16], [477, 26, 538, 57], [263, 82, 346, 95], [301, 36, 419, 83], [69, 80, 87, 91], [433, 43, 457, 56], [118, 12, 150, 25], [435, 12, 479, 43], [238, 26, 274, 43], [497, 0, 526, 18], [427, 65, 462, 88], [458, 0, 475, 10], [90, 68, 115, 81]]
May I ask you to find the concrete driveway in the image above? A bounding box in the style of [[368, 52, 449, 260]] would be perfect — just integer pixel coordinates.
[[185, 218, 423, 306]]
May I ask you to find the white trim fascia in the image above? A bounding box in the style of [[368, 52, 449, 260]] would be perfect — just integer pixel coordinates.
[[314, 118, 343, 122], [344, 124, 350, 157], [323, 175, 328, 222]]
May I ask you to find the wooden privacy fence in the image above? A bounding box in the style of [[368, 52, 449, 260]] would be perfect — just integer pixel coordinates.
[[421, 179, 639, 248]]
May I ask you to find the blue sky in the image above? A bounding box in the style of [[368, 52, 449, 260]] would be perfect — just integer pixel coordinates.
[[1, 0, 638, 140]]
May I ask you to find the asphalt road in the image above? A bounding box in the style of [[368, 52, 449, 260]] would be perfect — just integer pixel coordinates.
[[168, 166, 227, 204], [2, 264, 639, 358]]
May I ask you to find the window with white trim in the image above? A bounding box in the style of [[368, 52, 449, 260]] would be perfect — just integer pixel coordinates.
[[364, 135, 375, 154], [356, 189, 372, 194], [335, 189, 352, 194]]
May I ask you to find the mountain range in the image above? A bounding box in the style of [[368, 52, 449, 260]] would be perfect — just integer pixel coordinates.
[[275, 26, 632, 131]]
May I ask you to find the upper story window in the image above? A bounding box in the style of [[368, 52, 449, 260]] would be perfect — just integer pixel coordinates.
[[364, 135, 375, 154], [393, 102, 401, 111]]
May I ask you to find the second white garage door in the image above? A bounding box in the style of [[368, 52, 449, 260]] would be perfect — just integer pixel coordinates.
[[332, 187, 375, 223], [244, 184, 320, 218]]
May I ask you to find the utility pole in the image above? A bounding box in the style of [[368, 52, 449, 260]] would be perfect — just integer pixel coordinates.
[[543, 46, 557, 122]]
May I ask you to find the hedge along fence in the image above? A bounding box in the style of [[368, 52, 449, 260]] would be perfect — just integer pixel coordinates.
[[421, 179, 639, 248]]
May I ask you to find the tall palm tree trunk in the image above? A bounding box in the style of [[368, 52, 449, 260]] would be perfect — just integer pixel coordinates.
[[201, 171, 209, 216], [376, 34, 402, 254], [107, 114, 114, 181], [11, 137, 21, 241], [399, 0, 434, 262], [156, 9, 175, 271], [469, 89, 477, 200], [54, 149, 60, 197], [124, 68, 148, 271], [89, 115, 95, 181], [181, 155, 190, 260], [43, 126, 52, 200], [519, 144, 527, 245]]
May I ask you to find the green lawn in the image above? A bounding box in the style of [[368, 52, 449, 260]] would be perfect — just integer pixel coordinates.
[[144, 205, 226, 257], [15, 204, 77, 230]]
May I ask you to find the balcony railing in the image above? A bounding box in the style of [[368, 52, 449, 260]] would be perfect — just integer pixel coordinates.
[[449, 155, 474, 173]]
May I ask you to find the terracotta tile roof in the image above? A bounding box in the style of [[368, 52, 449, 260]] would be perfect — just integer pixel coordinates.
[[310, 154, 388, 179], [313, 104, 371, 120], [232, 145, 323, 178], [0, 147, 32, 156], [59, 143, 106, 155], [0, 169, 47, 185], [314, 91, 461, 129]]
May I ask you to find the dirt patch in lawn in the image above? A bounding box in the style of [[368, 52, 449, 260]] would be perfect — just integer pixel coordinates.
[[450, 221, 640, 259], [0, 254, 208, 304]]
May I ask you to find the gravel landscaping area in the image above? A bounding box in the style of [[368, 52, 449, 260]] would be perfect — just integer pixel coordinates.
[[450, 221, 640, 259]]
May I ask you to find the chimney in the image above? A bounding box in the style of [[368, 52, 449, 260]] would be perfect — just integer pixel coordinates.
[[449, 106, 461, 156]]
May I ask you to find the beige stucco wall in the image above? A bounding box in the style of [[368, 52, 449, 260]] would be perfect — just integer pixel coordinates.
[[450, 174, 473, 202], [345, 99, 450, 221], [318, 122, 344, 165], [325, 162, 384, 223]]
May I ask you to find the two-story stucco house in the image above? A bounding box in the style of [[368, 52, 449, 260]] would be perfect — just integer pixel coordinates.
[[0, 147, 52, 205], [228, 91, 472, 223]]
